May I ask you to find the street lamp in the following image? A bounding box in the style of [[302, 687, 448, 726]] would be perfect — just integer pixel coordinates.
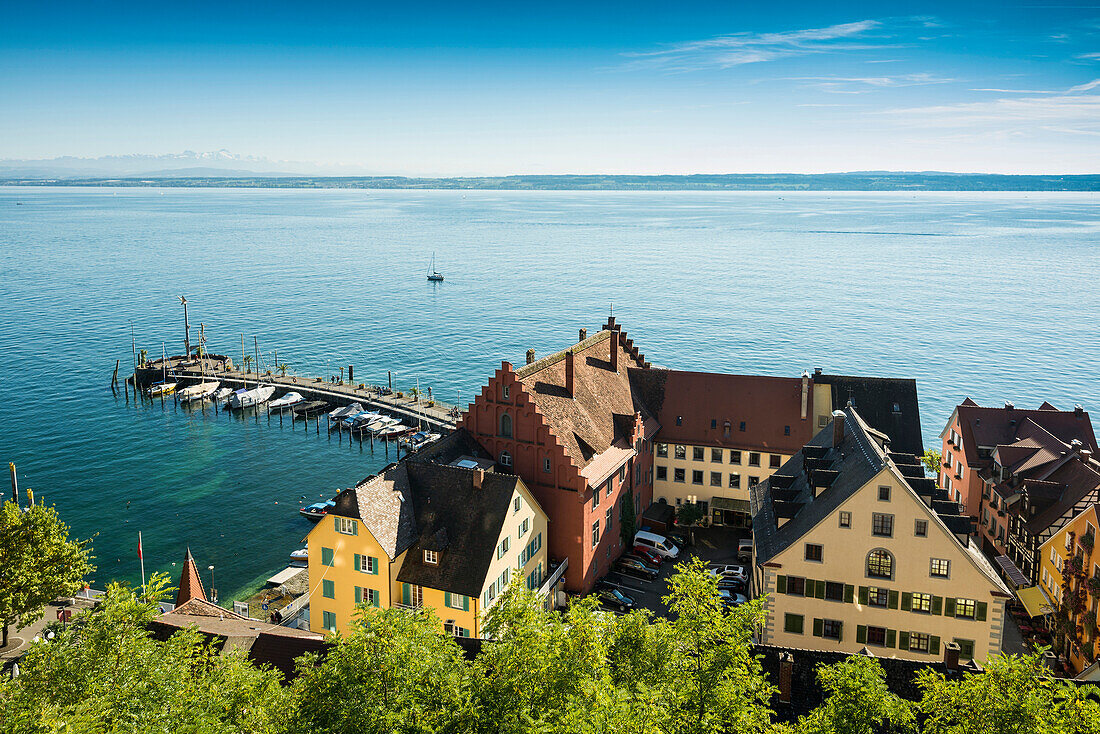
[[208, 565, 216, 602]]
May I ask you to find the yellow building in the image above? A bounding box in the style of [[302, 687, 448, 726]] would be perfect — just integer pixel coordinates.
[[1038, 504, 1099, 676], [308, 434, 551, 638], [750, 408, 1010, 663]]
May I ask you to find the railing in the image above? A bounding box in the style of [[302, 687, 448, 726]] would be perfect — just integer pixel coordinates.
[[538, 557, 569, 606]]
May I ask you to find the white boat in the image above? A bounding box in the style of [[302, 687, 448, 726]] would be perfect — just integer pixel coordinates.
[[229, 384, 276, 409], [269, 392, 304, 410], [378, 423, 410, 439], [328, 403, 364, 429], [178, 381, 220, 403], [289, 548, 309, 562], [214, 386, 233, 402], [148, 381, 177, 397], [427, 252, 444, 282], [367, 416, 401, 436]]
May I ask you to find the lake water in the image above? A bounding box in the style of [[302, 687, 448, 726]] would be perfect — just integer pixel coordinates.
[[1, 187, 1097, 601]]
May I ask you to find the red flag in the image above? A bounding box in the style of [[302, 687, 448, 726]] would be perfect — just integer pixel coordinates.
[[138, 532, 143, 560]]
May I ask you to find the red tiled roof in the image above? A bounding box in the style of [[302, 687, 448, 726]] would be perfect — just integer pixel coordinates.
[[174, 548, 207, 608], [955, 402, 1097, 466]]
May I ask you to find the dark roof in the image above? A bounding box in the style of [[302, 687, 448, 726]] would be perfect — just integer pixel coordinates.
[[628, 369, 813, 454], [954, 402, 1097, 466], [395, 461, 523, 598], [331, 462, 418, 559], [1023, 454, 1100, 535], [813, 372, 924, 456]]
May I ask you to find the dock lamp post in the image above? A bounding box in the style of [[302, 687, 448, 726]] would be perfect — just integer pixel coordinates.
[[208, 565, 216, 602], [179, 296, 191, 358]]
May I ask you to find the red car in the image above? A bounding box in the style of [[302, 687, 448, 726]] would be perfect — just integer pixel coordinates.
[[632, 545, 663, 566]]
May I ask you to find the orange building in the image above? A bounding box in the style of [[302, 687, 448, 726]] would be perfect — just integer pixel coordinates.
[[1039, 504, 1100, 676]]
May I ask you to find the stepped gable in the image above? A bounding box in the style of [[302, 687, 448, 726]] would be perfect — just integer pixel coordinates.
[[812, 371, 924, 456], [396, 460, 525, 598], [175, 547, 208, 608], [331, 462, 418, 559], [511, 320, 654, 475]]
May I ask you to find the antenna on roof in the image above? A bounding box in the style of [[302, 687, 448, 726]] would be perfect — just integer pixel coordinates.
[[847, 387, 855, 408]]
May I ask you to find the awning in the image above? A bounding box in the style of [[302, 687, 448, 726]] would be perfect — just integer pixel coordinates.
[[711, 497, 751, 513], [1017, 586, 1054, 617], [994, 554, 1030, 589]]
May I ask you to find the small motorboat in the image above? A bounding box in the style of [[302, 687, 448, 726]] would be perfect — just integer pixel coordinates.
[[229, 384, 276, 409], [327, 403, 364, 428], [378, 423, 411, 440], [400, 431, 441, 450], [291, 400, 329, 417], [269, 391, 304, 410], [290, 547, 309, 562], [178, 381, 220, 403], [148, 381, 177, 397], [213, 386, 234, 402], [300, 500, 335, 521], [367, 416, 401, 436], [350, 411, 383, 431]]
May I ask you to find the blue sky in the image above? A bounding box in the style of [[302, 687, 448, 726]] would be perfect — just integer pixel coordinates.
[[2, 1, 1099, 174]]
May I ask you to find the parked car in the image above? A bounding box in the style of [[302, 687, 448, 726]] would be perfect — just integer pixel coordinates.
[[634, 530, 680, 559], [626, 553, 660, 572], [717, 576, 747, 594], [719, 589, 749, 607], [709, 563, 748, 581], [632, 545, 663, 566], [615, 557, 659, 581], [665, 530, 690, 548], [737, 538, 753, 563], [595, 587, 635, 612]]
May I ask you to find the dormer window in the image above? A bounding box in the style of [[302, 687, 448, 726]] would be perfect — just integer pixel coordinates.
[[424, 550, 439, 565]]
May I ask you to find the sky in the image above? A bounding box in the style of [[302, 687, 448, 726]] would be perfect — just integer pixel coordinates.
[[2, 1, 1099, 174]]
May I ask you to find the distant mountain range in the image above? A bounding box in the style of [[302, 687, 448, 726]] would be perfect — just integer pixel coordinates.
[[0, 152, 1097, 190]]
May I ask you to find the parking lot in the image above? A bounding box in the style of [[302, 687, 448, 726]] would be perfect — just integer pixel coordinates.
[[592, 525, 751, 619]]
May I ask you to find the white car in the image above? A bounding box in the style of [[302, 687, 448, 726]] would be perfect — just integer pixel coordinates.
[[709, 564, 748, 581]]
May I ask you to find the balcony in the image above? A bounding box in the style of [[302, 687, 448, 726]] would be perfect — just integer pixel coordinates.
[[538, 557, 569, 608]]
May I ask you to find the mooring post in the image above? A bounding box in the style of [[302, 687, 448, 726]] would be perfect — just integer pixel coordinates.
[[9, 462, 19, 505]]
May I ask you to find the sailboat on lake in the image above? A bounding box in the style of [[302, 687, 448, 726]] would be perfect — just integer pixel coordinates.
[[427, 252, 444, 282]]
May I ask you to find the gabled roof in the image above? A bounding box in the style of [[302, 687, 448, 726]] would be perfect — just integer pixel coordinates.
[[953, 402, 1097, 466], [174, 548, 207, 608], [813, 372, 924, 456], [331, 463, 418, 559], [1024, 456, 1100, 535]]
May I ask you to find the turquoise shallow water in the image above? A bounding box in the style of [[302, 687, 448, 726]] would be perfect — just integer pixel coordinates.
[[1, 187, 1098, 601]]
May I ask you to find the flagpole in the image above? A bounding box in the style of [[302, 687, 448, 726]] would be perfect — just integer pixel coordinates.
[[138, 531, 146, 593]]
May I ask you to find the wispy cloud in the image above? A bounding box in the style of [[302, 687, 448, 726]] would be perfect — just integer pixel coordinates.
[[1078, 52, 1100, 60], [790, 73, 954, 94], [618, 20, 884, 72]]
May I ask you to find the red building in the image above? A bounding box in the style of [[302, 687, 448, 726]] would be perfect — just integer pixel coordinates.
[[459, 319, 658, 592]]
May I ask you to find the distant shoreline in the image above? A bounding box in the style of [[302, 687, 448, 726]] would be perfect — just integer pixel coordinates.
[[3, 172, 1100, 192]]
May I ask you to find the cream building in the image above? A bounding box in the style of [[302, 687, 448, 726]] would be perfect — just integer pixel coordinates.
[[750, 408, 1010, 662]]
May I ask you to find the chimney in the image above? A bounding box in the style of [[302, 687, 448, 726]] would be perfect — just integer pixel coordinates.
[[472, 469, 484, 490], [1076, 404, 1085, 417], [609, 328, 620, 372], [943, 641, 960, 672], [565, 349, 575, 398], [814, 367, 822, 376], [526, 349, 536, 365], [777, 652, 794, 704], [1005, 401, 1014, 410], [831, 410, 846, 447], [801, 371, 810, 420], [579, 327, 588, 342]]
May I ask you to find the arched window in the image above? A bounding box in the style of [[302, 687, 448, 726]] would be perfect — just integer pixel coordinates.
[[500, 412, 513, 438], [867, 549, 893, 579], [500, 451, 513, 467]]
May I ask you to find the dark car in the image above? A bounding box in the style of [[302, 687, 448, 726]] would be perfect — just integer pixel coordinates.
[[625, 553, 660, 572], [614, 557, 658, 581], [666, 530, 689, 548], [717, 576, 747, 594], [631, 545, 663, 566], [595, 587, 636, 612]]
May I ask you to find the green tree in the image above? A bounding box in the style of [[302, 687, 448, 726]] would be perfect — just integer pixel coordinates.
[[922, 450, 943, 479], [276, 362, 290, 377], [0, 499, 94, 648], [676, 502, 705, 527], [796, 655, 914, 734], [290, 604, 474, 734], [242, 354, 254, 373], [916, 651, 1100, 734], [0, 574, 288, 734], [620, 492, 638, 548]]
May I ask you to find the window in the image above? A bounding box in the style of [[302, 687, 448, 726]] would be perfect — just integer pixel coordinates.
[[656, 443, 668, 458], [930, 559, 950, 578], [825, 581, 844, 601], [500, 412, 512, 438], [543, 457, 552, 473], [502, 385, 510, 400], [818, 415, 829, 428], [724, 421, 731, 438], [358, 554, 378, 574], [878, 486, 891, 501], [711, 448, 723, 463], [322, 610, 337, 632], [784, 425, 791, 436], [514, 496, 522, 513], [674, 468, 685, 483], [908, 632, 930, 652], [730, 450, 742, 464], [955, 598, 977, 619], [367, 588, 380, 607], [497, 537, 510, 558], [335, 517, 358, 535], [867, 549, 894, 579], [656, 466, 668, 481], [499, 451, 512, 467], [674, 445, 686, 459], [445, 593, 467, 610], [867, 587, 889, 608], [786, 576, 806, 596], [676, 416, 682, 426], [805, 543, 823, 562], [784, 613, 804, 634], [592, 520, 600, 547], [321, 547, 334, 566], [518, 517, 530, 537], [739, 421, 746, 432], [822, 619, 842, 640], [710, 471, 722, 487], [912, 592, 933, 613], [867, 626, 887, 647], [749, 452, 761, 467], [424, 550, 439, 565], [839, 511, 851, 528], [872, 513, 894, 537], [619, 465, 626, 483], [748, 476, 760, 487], [954, 638, 975, 660], [770, 454, 781, 469], [729, 473, 741, 489], [606, 507, 613, 532], [593, 486, 600, 509], [322, 579, 334, 599], [526, 564, 543, 590], [711, 418, 717, 429], [692, 470, 703, 485], [693, 446, 704, 461], [915, 519, 928, 537]]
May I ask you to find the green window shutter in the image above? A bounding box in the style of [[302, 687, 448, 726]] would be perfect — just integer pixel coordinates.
[[858, 586, 869, 605], [463, 595, 470, 612], [352, 522, 358, 536], [899, 631, 910, 651], [836, 622, 843, 642], [354, 586, 362, 604], [976, 602, 988, 621], [931, 596, 943, 615], [334, 517, 340, 532], [886, 629, 897, 648], [901, 592, 912, 612], [777, 575, 787, 594], [813, 618, 823, 637], [856, 625, 867, 644], [929, 636, 941, 655], [322, 579, 334, 599], [945, 598, 957, 617], [371, 556, 379, 575], [402, 583, 411, 606], [888, 590, 900, 609], [353, 553, 361, 572], [844, 584, 854, 603], [321, 547, 333, 566], [815, 580, 826, 599], [445, 592, 452, 608]]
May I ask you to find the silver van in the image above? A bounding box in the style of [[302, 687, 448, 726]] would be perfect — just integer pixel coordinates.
[[633, 530, 680, 559]]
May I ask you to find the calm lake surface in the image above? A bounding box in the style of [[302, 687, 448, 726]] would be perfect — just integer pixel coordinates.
[[1, 187, 1097, 601]]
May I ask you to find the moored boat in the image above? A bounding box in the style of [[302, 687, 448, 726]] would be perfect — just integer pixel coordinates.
[[229, 384, 276, 409], [213, 386, 234, 402], [291, 400, 329, 417], [290, 547, 309, 562], [178, 380, 220, 403], [148, 381, 177, 397], [378, 423, 411, 440], [300, 500, 335, 521], [269, 391, 304, 410]]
